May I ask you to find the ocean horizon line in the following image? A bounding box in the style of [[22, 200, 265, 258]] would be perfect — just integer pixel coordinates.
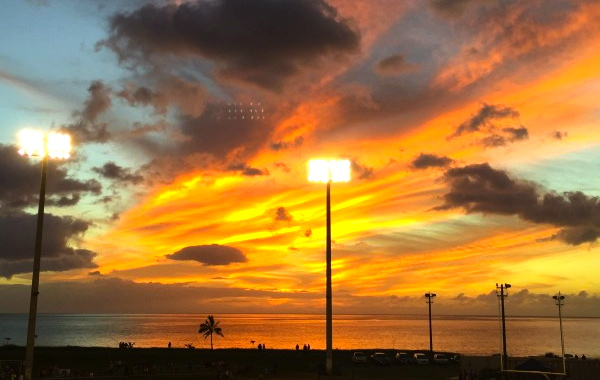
[[1, 312, 597, 319]]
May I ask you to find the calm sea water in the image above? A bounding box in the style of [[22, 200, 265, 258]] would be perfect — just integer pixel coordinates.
[[0, 314, 598, 358]]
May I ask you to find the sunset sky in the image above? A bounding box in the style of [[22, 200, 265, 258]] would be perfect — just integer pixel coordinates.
[[1, 0, 599, 317]]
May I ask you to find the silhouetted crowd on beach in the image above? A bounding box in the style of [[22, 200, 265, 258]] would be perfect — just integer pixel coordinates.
[[295, 343, 311, 352]]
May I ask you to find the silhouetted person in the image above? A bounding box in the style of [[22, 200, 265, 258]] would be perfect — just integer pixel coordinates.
[[296, 344, 299, 351]]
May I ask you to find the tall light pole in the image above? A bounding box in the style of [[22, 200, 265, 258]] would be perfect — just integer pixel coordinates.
[[424, 292, 436, 354], [496, 283, 511, 371], [308, 159, 350, 375], [18, 129, 71, 380], [553, 292, 566, 375]]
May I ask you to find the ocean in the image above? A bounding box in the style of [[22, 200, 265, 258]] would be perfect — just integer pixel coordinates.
[[0, 314, 598, 358]]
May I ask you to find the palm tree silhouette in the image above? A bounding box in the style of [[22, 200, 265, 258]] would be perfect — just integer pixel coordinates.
[[198, 315, 224, 350]]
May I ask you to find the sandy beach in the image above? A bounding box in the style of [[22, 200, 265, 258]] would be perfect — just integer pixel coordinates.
[[0, 346, 459, 380]]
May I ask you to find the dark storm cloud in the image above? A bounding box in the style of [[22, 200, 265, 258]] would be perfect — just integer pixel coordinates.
[[446, 103, 528, 148], [448, 103, 520, 139], [117, 76, 207, 117], [178, 102, 271, 159], [52, 194, 81, 207], [81, 80, 112, 122], [375, 54, 417, 75], [0, 212, 91, 260], [479, 126, 528, 148], [0, 144, 101, 209], [0, 250, 97, 279], [241, 167, 267, 177], [0, 211, 97, 278], [479, 134, 506, 148], [166, 244, 247, 266], [50, 176, 102, 197], [227, 162, 269, 177], [127, 101, 271, 182], [350, 159, 374, 180], [62, 80, 112, 143], [438, 163, 600, 245], [411, 153, 454, 170], [117, 85, 154, 107], [270, 136, 304, 151], [503, 126, 529, 141], [552, 131, 568, 140], [92, 162, 144, 184], [102, 0, 360, 90], [274, 206, 292, 222]]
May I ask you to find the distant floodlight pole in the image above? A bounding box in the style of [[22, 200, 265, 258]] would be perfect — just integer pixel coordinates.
[[18, 129, 71, 380], [496, 283, 511, 371], [424, 292, 436, 353], [308, 159, 350, 375], [553, 292, 566, 374]]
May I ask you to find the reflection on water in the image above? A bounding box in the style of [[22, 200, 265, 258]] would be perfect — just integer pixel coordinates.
[[0, 314, 598, 357]]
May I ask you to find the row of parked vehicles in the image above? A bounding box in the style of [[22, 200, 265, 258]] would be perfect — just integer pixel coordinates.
[[352, 351, 458, 365]]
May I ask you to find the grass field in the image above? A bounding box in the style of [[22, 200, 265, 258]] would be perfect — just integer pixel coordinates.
[[0, 346, 460, 380]]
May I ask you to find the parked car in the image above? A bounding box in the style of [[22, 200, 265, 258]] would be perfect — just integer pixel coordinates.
[[351, 351, 368, 363], [450, 354, 461, 363], [413, 352, 429, 365], [433, 353, 449, 364], [371, 352, 393, 365], [395, 352, 411, 364]]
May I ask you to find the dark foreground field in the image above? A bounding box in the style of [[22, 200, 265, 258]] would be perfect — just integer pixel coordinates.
[[0, 346, 460, 380]]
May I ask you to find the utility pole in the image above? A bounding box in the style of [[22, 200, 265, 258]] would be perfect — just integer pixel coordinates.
[[553, 292, 566, 375], [496, 283, 511, 372], [424, 292, 436, 354]]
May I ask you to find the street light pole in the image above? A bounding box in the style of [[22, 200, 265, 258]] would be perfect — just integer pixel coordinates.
[[24, 155, 48, 380], [553, 292, 566, 375], [424, 292, 436, 354], [325, 180, 333, 373], [308, 159, 350, 375], [18, 130, 71, 380], [496, 283, 511, 371]]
